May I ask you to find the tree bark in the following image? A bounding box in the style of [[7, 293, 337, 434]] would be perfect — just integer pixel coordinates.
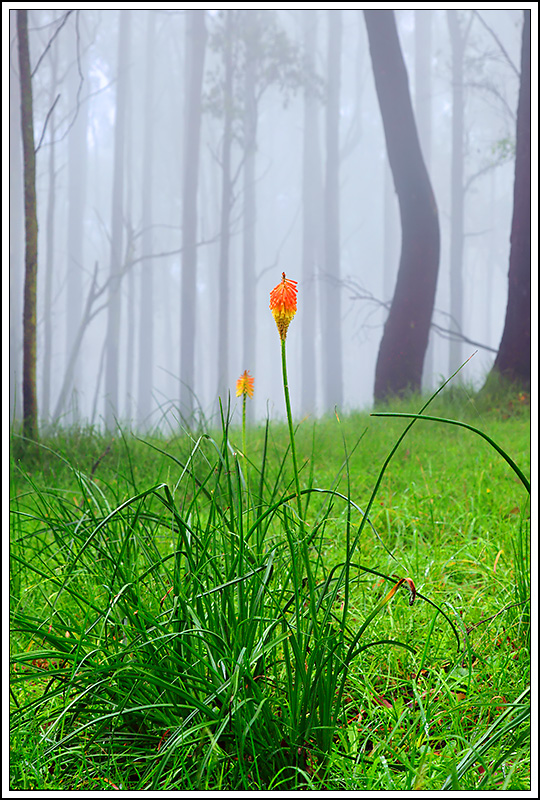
[[180, 10, 207, 419], [17, 9, 39, 440], [487, 10, 531, 389], [364, 10, 440, 401], [323, 10, 343, 411]]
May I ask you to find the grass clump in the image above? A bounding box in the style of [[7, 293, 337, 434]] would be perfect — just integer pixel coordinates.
[[9, 385, 530, 791]]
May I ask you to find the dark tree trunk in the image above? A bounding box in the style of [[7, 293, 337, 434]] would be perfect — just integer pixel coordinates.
[[323, 10, 343, 411], [104, 10, 131, 428], [487, 11, 531, 389], [180, 9, 207, 419], [17, 9, 39, 440], [364, 10, 440, 401], [301, 10, 323, 416]]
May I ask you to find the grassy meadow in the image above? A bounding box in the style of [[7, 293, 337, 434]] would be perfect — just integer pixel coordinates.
[[9, 383, 531, 791]]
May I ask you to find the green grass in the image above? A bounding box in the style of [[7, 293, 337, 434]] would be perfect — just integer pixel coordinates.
[[9, 385, 530, 791]]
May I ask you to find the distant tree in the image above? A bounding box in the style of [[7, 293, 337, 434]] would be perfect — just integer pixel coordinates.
[[214, 10, 235, 407], [364, 10, 440, 401], [65, 15, 89, 422], [180, 9, 207, 420], [104, 10, 131, 428], [414, 10, 436, 389], [300, 10, 323, 416], [10, 11, 24, 423], [206, 10, 311, 407], [446, 10, 472, 375], [485, 10, 531, 390], [17, 9, 39, 440], [322, 10, 343, 411], [240, 12, 258, 408], [42, 45, 58, 421], [137, 10, 157, 427]]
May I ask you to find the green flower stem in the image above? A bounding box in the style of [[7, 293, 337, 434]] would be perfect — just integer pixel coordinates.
[[242, 392, 247, 460], [281, 337, 302, 521]]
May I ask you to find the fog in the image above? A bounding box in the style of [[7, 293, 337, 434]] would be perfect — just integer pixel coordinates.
[[9, 9, 524, 431]]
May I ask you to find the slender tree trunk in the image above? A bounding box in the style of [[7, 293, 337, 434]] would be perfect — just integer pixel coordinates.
[[65, 35, 88, 422], [364, 10, 440, 401], [43, 53, 57, 422], [487, 10, 531, 389], [10, 11, 24, 423], [447, 10, 466, 375], [301, 9, 322, 416], [137, 10, 156, 428], [323, 10, 343, 411], [241, 26, 257, 417], [17, 9, 39, 440], [414, 10, 435, 388], [104, 10, 131, 428], [216, 11, 234, 407], [180, 9, 207, 420]]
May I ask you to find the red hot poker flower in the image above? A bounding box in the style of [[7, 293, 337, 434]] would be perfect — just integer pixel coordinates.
[[236, 370, 255, 398], [269, 272, 298, 340]]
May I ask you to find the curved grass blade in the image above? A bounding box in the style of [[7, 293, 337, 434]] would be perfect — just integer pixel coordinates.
[[370, 411, 530, 494]]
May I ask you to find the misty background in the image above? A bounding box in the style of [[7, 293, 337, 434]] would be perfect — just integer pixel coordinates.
[[9, 9, 524, 431]]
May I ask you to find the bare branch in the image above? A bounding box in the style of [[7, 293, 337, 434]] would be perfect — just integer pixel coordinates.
[[343, 277, 498, 354], [31, 10, 73, 77], [34, 92, 60, 154], [472, 10, 520, 78]]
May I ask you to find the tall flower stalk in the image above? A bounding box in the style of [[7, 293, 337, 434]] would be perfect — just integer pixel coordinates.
[[269, 273, 302, 520]]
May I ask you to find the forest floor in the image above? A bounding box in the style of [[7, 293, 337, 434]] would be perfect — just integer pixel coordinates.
[[9, 385, 531, 792]]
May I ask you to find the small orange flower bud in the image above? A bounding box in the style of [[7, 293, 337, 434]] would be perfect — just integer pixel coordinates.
[[236, 370, 254, 398], [269, 272, 298, 340]]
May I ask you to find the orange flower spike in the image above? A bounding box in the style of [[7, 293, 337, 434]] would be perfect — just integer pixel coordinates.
[[269, 272, 298, 340], [236, 370, 254, 398]]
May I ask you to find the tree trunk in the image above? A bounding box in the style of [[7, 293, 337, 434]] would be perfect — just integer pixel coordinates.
[[414, 10, 435, 389], [17, 9, 39, 440], [10, 11, 24, 423], [301, 10, 322, 416], [137, 10, 156, 428], [104, 10, 131, 428], [65, 32, 88, 423], [364, 10, 440, 401], [323, 10, 343, 411], [487, 10, 531, 389], [180, 10, 207, 420], [43, 52, 57, 422], [241, 21, 257, 418], [447, 10, 466, 375], [216, 11, 235, 408]]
